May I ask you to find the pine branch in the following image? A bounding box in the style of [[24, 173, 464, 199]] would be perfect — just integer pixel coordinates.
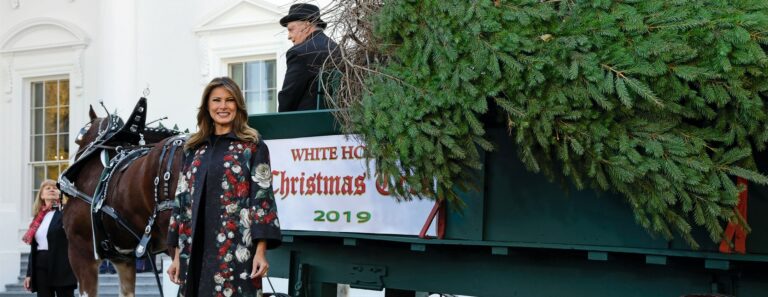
[[329, 0, 768, 249]]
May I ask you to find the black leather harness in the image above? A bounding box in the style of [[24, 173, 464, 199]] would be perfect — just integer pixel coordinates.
[[58, 98, 184, 297]]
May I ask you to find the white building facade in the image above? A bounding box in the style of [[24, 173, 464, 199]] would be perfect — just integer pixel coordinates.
[[0, 0, 331, 287]]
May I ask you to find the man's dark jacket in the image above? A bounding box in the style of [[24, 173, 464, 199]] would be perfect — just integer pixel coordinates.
[[278, 30, 338, 112], [26, 209, 77, 292]]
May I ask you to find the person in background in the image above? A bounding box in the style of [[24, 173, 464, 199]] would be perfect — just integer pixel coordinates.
[[166, 77, 282, 296], [22, 179, 77, 297], [278, 3, 339, 112]]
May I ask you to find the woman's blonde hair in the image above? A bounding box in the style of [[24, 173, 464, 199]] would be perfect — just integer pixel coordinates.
[[185, 77, 260, 150], [32, 179, 58, 215]]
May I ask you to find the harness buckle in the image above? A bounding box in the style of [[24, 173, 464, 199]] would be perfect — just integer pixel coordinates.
[[163, 172, 171, 181], [100, 150, 110, 168], [154, 176, 160, 186], [100, 240, 110, 251], [173, 139, 183, 146], [144, 225, 152, 234]]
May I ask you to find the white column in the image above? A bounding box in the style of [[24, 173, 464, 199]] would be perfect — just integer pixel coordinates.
[[0, 203, 21, 290], [0, 53, 22, 290], [98, 0, 137, 115]]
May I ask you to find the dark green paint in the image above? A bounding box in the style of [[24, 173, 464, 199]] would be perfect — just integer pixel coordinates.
[[254, 111, 768, 296]]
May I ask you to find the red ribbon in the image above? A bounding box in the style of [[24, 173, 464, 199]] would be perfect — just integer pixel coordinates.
[[719, 177, 748, 254]]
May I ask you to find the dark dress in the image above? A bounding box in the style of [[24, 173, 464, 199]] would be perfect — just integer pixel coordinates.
[[277, 30, 339, 112], [190, 134, 237, 295]]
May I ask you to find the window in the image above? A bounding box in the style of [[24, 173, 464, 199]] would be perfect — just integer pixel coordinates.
[[30, 79, 69, 200], [229, 59, 277, 114]]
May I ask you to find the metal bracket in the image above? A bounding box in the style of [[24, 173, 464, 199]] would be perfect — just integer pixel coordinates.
[[348, 264, 386, 291], [293, 263, 309, 297], [135, 234, 151, 258], [705, 259, 730, 270]]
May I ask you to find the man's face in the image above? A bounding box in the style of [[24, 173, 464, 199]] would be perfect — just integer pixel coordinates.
[[287, 21, 314, 45]]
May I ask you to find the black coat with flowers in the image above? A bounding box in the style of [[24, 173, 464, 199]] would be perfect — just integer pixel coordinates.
[[168, 133, 281, 297]]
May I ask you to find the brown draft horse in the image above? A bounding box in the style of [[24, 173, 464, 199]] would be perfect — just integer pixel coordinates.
[[61, 102, 184, 297]]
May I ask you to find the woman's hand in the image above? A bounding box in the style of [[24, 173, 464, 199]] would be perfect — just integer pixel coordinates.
[[166, 249, 181, 284], [250, 240, 269, 279], [23, 277, 31, 291]]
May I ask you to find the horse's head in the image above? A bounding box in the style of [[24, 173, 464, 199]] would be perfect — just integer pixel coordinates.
[[72, 106, 125, 161], [74, 106, 100, 148]]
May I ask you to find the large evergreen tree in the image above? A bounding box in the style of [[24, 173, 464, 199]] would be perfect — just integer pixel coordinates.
[[334, 0, 768, 248]]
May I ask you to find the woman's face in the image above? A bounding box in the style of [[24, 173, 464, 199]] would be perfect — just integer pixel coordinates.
[[40, 184, 60, 201], [208, 87, 237, 133]]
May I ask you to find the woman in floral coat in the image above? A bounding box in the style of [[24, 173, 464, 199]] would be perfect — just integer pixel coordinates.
[[166, 77, 281, 297]]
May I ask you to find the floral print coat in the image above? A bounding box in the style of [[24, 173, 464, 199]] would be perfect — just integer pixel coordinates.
[[168, 134, 281, 297]]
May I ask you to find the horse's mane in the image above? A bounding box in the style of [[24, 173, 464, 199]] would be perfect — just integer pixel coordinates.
[[142, 124, 185, 144]]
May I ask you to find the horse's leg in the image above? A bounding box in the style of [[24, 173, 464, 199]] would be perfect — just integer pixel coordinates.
[[67, 247, 100, 297], [65, 208, 101, 297], [113, 261, 137, 297]]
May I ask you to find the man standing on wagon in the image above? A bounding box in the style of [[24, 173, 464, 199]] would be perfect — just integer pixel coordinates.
[[277, 3, 339, 112]]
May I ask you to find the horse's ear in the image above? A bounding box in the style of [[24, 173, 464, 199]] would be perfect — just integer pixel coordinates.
[[89, 105, 97, 120]]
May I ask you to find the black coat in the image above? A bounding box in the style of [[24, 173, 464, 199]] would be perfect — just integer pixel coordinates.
[[278, 30, 339, 112], [167, 134, 282, 296], [26, 210, 77, 291]]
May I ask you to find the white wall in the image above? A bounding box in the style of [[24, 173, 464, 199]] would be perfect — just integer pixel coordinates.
[[135, 0, 203, 131], [1, 0, 100, 287]]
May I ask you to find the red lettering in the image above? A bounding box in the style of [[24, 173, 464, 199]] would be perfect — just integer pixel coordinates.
[[274, 170, 290, 199], [329, 147, 338, 160], [298, 172, 305, 194], [341, 146, 354, 160], [290, 149, 304, 161], [326, 175, 340, 195], [315, 172, 324, 194], [290, 176, 299, 195], [341, 176, 353, 194], [268, 171, 369, 197], [354, 175, 366, 195], [306, 176, 316, 195], [354, 146, 365, 159], [376, 174, 390, 196], [305, 148, 316, 160]]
